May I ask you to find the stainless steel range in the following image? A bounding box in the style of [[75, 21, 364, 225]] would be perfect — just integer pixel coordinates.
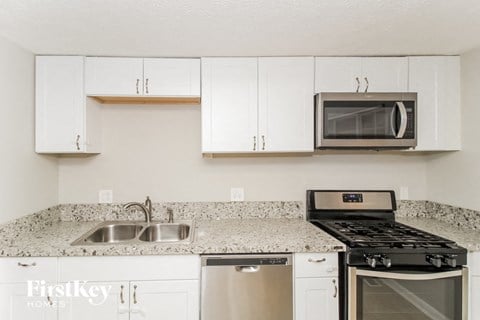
[[307, 190, 468, 320]]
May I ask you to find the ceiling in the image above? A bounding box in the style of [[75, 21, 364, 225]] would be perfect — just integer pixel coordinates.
[[1, 0, 480, 57]]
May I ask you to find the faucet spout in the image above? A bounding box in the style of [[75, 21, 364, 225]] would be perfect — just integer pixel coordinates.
[[124, 200, 152, 223]]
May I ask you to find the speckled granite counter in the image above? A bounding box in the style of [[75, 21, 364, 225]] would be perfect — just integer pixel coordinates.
[[0, 218, 345, 257], [398, 217, 480, 252]]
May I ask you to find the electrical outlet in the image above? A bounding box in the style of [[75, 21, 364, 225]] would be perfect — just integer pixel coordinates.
[[400, 186, 409, 200], [230, 188, 245, 202], [99, 190, 113, 204]]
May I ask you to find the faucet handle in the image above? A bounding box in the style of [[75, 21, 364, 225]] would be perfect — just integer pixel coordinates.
[[167, 208, 174, 223]]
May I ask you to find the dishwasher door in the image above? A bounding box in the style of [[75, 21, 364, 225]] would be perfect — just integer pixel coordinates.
[[201, 254, 293, 320]]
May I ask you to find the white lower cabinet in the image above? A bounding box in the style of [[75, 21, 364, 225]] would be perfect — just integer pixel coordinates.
[[294, 253, 339, 320], [130, 280, 199, 320], [470, 252, 480, 320], [295, 278, 338, 320], [58, 282, 128, 320], [0, 283, 57, 320]]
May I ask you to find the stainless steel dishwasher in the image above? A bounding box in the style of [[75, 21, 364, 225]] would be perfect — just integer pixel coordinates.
[[201, 254, 293, 320]]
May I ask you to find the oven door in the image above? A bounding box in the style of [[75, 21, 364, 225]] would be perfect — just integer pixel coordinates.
[[315, 93, 417, 148], [348, 267, 468, 320]]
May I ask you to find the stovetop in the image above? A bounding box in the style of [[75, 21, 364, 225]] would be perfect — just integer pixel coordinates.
[[312, 220, 456, 249]]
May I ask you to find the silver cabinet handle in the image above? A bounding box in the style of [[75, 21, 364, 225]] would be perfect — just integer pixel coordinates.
[[261, 135, 265, 151], [355, 77, 360, 93], [133, 285, 138, 304], [364, 77, 369, 93], [333, 279, 337, 298], [76, 135, 80, 151], [308, 258, 326, 263], [145, 78, 149, 94], [136, 79, 140, 94], [18, 262, 36, 267], [120, 285, 125, 304], [253, 136, 257, 151]]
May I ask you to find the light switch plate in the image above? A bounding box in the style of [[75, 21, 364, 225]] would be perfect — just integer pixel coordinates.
[[230, 188, 245, 202], [99, 190, 113, 204]]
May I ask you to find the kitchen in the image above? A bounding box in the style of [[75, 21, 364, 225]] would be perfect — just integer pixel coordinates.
[[0, 1, 479, 320]]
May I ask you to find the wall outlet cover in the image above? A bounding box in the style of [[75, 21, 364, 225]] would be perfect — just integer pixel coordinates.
[[400, 186, 409, 200], [230, 187, 245, 202], [99, 189, 113, 204]]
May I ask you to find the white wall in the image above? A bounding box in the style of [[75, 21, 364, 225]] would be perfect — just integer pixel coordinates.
[[58, 104, 428, 203], [427, 47, 480, 211], [0, 36, 58, 223]]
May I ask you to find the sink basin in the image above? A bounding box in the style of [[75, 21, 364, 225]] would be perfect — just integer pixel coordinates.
[[139, 223, 191, 242], [83, 224, 143, 243], [71, 221, 193, 245]]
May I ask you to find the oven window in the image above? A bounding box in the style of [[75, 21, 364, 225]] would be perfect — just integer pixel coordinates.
[[356, 274, 463, 320]]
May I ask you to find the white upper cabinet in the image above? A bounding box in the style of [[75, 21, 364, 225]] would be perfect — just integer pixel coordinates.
[[201, 58, 258, 153], [258, 57, 314, 152], [315, 57, 362, 92], [202, 57, 314, 153], [85, 57, 144, 96], [361, 57, 408, 92], [143, 59, 200, 96], [315, 57, 408, 93], [409, 56, 461, 151], [36, 56, 101, 154], [85, 57, 200, 97]]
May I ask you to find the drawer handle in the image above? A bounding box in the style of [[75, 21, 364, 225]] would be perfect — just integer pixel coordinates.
[[47, 296, 53, 306], [133, 285, 138, 304], [308, 258, 326, 263], [17, 262, 36, 267], [120, 285, 125, 304]]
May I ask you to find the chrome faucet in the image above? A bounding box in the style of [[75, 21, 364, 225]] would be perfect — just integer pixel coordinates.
[[123, 196, 153, 223]]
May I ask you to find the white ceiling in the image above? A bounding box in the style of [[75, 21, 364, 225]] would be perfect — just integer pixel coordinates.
[[1, 0, 480, 57]]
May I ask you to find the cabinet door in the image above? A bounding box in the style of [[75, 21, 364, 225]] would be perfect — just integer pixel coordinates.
[[0, 283, 57, 320], [408, 56, 461, 151], [35, 56, 85, 153], [144, 59, 200, 96], [201, 58, 258, 153], [58, 282, 128, 320], [295, 277, 338, 320], [85, 57, 143, 96], [130, 280, 199, 320], [472, 276, 480, 320], [315, 57, 362, 93], [361, 57, 408, 92], [258, 57, 314, 152]]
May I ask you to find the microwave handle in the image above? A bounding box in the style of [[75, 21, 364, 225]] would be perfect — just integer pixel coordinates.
[[394, 101, 408, 139]]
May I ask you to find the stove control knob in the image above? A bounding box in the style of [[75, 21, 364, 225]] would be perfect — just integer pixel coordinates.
[[380, 255, 392, 268], [426, 255, 443, 268], [442, 255, 457, 268], [365, 255, 377, 269]]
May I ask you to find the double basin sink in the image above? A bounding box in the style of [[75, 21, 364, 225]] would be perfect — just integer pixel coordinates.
[[71, 221, 192, 245]]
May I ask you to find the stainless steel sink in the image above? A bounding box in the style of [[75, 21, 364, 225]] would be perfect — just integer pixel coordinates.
[[71, 221, 193, 246], [84, 224, 143, 243], [139, 223, 190, 242]]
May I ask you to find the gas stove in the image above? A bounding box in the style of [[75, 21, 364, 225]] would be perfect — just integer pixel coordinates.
[[307, 190, 468, 320], [307, 190, 467, 269]]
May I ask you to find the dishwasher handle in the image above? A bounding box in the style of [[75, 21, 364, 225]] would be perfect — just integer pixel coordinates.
[[202, 254, 292, 267], [235, 266, 260, 273]]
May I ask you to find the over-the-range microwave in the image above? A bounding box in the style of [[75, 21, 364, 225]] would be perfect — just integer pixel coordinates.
[[315, 92, 417, 149]]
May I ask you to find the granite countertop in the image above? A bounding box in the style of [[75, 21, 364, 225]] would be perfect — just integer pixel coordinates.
[[0, 218, 346, 257], [397, 217, 480, 252]]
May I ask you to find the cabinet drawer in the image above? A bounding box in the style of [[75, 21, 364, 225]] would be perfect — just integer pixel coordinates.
[[59, 255, 200, 282], [0, 257, 57, 283], [295, 253, 338, 278]]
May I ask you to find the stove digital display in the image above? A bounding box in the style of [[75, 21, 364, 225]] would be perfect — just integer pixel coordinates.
[[342, 193, 363, 203]]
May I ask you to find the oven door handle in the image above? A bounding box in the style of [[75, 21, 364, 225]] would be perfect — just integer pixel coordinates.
[[355, 268, 464, 281], [394, 101, 408, 139]]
